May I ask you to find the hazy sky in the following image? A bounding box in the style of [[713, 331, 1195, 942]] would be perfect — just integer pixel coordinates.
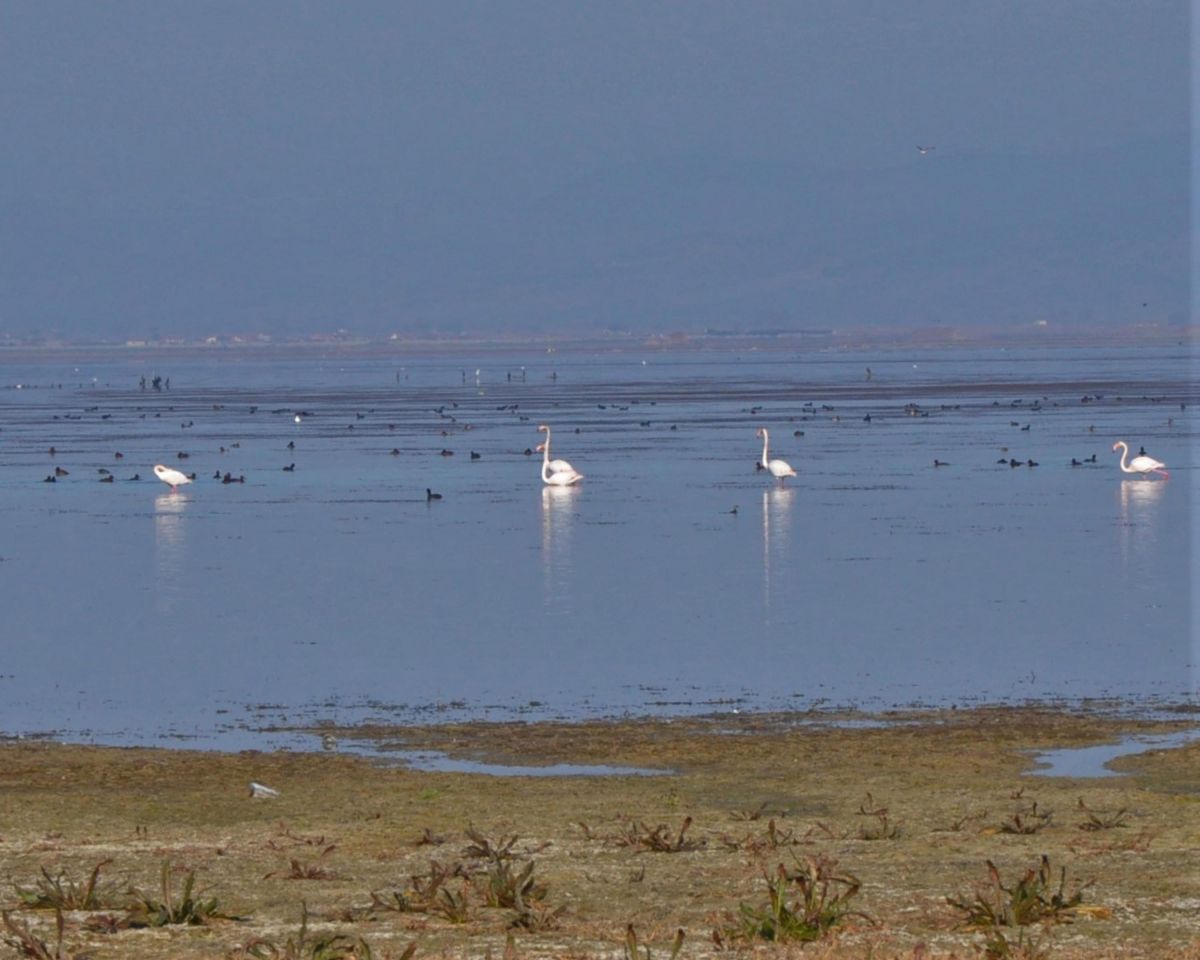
[[0, 2, 1189, 338]]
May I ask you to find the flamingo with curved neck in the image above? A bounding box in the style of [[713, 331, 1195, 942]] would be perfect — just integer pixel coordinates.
[[1112, 440, 1168, 478], [536, 424, 575, 475], [756, 428, 797, 484], [538, 443, 583, 485], [536, 430, 583, 486]]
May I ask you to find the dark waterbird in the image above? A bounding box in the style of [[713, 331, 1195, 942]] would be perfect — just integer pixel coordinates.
[[426, 488, 443, 501], [282, 463, 295, 472], [54, 466, 69, 477], [99, 474, 114, 483]]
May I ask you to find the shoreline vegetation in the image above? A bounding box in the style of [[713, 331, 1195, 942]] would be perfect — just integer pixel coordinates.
[[0, 322, 1195, 360], [1, 706, 1197, 958]]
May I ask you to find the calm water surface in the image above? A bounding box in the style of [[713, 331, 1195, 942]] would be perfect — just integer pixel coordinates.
[[0, 345, 1196, 750]]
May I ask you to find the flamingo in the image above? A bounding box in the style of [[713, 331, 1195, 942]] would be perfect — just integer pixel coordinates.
[[1112, 441, 1168, 478], [756, 428, 797, 484], [537, 441, 583, 486], [153, 464, 193, 491], [536, 425, 576, 475]]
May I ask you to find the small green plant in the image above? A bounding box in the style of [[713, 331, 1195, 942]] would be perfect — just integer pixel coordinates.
[[428, 881, 472, 924], [615, 817, 702, 853], [15, 860, 114, 910], [509, 898, 566, 932], [2, 908, 76, 960], [463, 828, 550, 862], [276, 858, 337, 881], [229, 902, 399, 959], [82, 913, 130, 934], [856, 793, 901, 840], [369, 859, 470, 915], [719, 818, 797, 854], [978, 927, 1052, 960], [1000, 802, 1053, 835], [1076, 798, 1128, 831], [464, 828, 520, 861], [936, 809, 989, 832], [126, 861, 239, 927], [624, 924, 684, 959], [716, 854, 864, 944], [415, 827, 445, 846], [947, 856, 1089, 931], [480, 858, 547, 910], [729, 801, 770, 821]]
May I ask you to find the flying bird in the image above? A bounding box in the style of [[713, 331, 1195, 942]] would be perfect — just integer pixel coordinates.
[[917, 145, 936, 155]]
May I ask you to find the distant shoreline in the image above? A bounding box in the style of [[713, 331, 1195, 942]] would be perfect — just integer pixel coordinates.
[[0, 322, 1194, 361]]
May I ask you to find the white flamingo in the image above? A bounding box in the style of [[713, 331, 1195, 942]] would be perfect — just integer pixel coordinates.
[[537, 439, 583, 486], [756, 428, 797, 484], [153, 464, 193, 491], [536, 424, 576, 475], [1112, 441, 1168, 478]]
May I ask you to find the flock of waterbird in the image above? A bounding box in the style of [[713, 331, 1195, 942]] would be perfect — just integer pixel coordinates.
[[30, 378, 1175, 494], [43, 423, 1168, 495]]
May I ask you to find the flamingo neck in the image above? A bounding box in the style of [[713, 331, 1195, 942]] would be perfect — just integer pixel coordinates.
[[760, 430, 769, 467], [1116, 441, 1132, 473], [541, 438, 551, 471]]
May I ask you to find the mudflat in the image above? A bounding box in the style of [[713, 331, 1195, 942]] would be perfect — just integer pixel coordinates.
[[1, 707, 1197, 958]]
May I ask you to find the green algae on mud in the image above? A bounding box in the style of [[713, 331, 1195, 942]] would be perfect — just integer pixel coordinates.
[[0, 707, 1197, 959]]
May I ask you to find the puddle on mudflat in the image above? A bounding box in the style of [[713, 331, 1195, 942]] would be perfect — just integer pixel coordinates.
[[328, 739, 667, 776], [1028, 729, 1199, 778], [384, 750, 668, 777]]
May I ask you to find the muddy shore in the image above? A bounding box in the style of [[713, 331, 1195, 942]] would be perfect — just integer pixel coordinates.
[[1, 706, 1196, 958]]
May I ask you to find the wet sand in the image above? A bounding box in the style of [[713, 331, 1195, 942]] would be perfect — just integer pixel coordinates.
[[1, 706, 1197, 958]]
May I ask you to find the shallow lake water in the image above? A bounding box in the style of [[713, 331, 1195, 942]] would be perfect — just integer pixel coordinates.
[[0, 344, 1196, 751]]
